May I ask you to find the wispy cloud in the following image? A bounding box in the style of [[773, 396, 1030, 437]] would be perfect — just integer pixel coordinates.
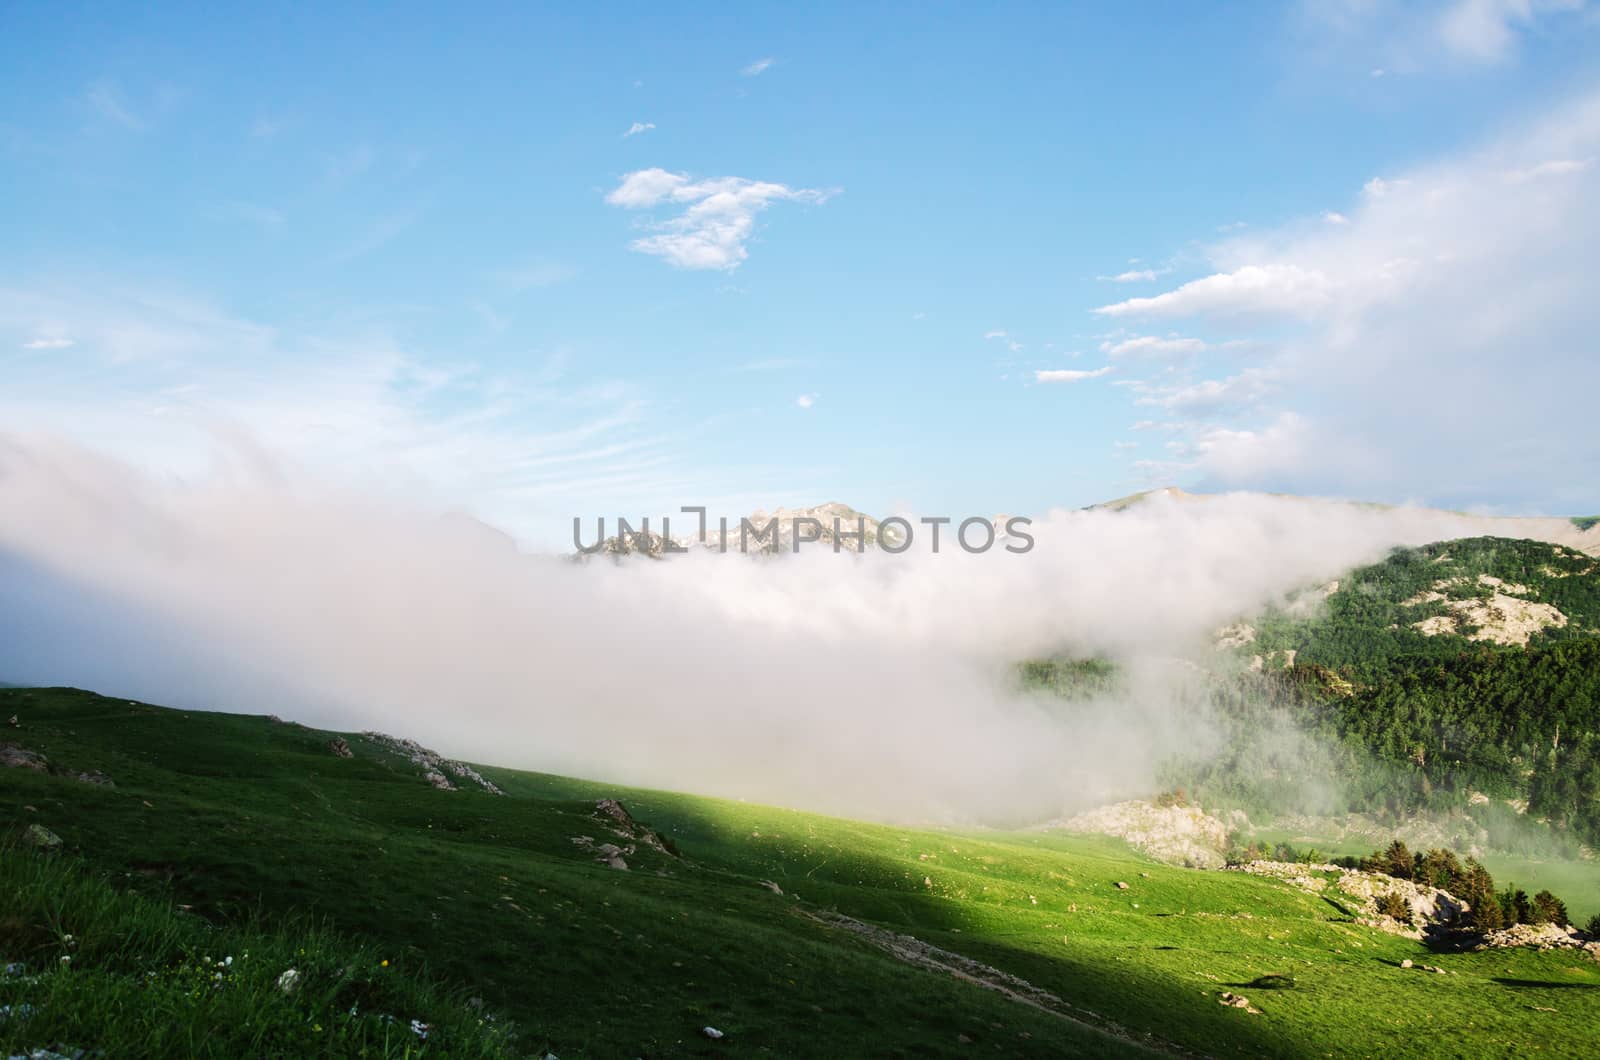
[[1099, 267, 1170, 283], [740, 57, 775, 77], [795, 393, 816, 409], [495, 262, 576, 290], [1035, 366, 1113, 383], [1296, 0, 1590, 72], [250, 115, 288, 140], [1094, 264, 1334, 318], [22, 337, 74, 350], [324, 144, 375, 187], [1100, 335, 1207, 358], [84, 81, 145, 131], [327, 211, 415, 264], [605, 168, 836, 270], [623, 121, 656, 138]]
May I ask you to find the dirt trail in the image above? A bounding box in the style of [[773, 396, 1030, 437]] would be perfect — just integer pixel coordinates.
[[798, 909, 1194, 1056]]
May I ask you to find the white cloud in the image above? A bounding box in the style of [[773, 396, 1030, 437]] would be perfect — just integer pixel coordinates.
[[1099, 268, 1169, 283], [1093, 88, 1600, 510], [1323, 210, 1350, 225], [22, 337, 75, 350], [741, 57, 775, 77], [795, 393, 816, 409], [1095, 264, 1335, 319], [1437, 0, 1585, 63], [1100, 335, 1207, 358], [1297, 0, 1589, 71], [1137, 368, 1276, 415], [1503, 157, 1592, 182], [983, 329, 1008, 340], [1035, 366, 1113, 383], [623, 121, 656, 138], [606, 168, 834, 270]]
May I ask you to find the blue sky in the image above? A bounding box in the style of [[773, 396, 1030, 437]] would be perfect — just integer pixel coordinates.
[[4, 2, 1599, 545]]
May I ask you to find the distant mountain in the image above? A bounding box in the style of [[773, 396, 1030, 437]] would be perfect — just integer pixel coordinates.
[[577, 502, 1029, 558]]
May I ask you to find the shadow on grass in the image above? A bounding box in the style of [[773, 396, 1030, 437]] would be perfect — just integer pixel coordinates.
[[1492, 977, 1600, 990]]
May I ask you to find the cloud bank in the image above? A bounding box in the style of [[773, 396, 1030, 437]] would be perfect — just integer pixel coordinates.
[[0, 432, 1510, 824], [1096, 88, 1600, 512]]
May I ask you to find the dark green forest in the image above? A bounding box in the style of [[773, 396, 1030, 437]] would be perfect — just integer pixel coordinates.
[[1030, 537, 1600, 846]]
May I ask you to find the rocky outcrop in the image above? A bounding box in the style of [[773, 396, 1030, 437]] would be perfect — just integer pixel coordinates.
[[3, 744, 113, 787], [1, 743, 49, 773], [361, 732, 504, 795], [593, 798, 675, 856], [1474, 922, 1600, 958], [1229, 860, 1467, 939], [1050, 800, 1240, 869]]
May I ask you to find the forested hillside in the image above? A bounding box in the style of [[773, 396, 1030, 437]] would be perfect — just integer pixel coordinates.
[[1227, 538, 1600, 844]]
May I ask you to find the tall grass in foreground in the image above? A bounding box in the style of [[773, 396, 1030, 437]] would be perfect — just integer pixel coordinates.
[[0, 846, 518, 1058]]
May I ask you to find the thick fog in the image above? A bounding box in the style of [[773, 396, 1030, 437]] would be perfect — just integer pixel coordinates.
[[0, 433, 1502, 823]]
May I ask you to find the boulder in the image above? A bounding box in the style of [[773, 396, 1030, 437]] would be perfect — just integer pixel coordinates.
[[0, 743, 48, 773], [25, 824, 63, 850]]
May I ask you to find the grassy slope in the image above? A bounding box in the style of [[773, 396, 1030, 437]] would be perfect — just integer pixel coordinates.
[[3, 687, 1598, 1058], [0, 850, 515, 1056]]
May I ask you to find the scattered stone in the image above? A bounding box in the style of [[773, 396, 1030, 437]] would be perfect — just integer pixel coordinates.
[[1218, 991, 1260, 1014], [6, 714, 17, 726], [571, 835, 633, 871], [0, 743, 48, 773], [1115, 881, 1130, 890], [267, 714, 286, 724], [24, 824, 62, 850], [71, 770, 114, 787], [327, 738, 354, 759], [701, 1026, 724, 1040]]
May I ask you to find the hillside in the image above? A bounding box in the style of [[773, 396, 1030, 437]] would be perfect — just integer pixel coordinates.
[[1190, 537, 1600, 848], [4, 686, 1600, 1057]]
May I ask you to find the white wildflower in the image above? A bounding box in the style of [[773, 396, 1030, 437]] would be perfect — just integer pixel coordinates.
[[410, 1019, 430, 1040], [277, 968, 300, 994]]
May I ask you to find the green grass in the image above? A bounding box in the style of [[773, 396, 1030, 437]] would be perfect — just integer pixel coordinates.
[[1571, 516, 1599, 532], [3, 686, 1599, 1057], [0, 848, 513, 1057]]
